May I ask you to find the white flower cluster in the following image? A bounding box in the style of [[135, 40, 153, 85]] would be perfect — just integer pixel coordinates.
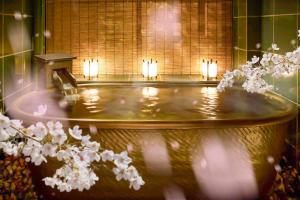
[[217, 31, 300, 94], [0, 114, 144, 192]]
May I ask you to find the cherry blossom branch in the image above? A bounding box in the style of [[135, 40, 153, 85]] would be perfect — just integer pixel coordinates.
[[0, 114, 144, 192], [217, 31, 300, 94]]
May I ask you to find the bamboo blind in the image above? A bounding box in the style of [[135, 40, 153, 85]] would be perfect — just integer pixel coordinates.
[[45, 0, 232, 75]]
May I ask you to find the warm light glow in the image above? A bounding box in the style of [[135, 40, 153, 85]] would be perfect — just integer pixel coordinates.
[[83, 60, 90, 77], [142, 60, 158, 78], [83, 59, 99, 78], [149, 62, 158, 78], [201, 87, 217, 95], [142, 61, 149, 77], [90, 60, 99, 77], [209, 61, 218, 78], [201, 60, 208, 78], [81, 89, 100, 103], [201, 60, 218, 79], [142, 87, 159, 97]]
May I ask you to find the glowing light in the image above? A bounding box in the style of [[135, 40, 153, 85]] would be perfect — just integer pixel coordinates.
[[201, 87, 217, 95], [209, 61, 218, 79], [201, 60, 209, 78], [201, 59, 218, 79], [142, 59, 158, 78], [82, 89, 100, 103], [83, 60, 90, 77], [142, 87, 159, 98], [83, 59, 100, 79], [91, 60, 99, 76]]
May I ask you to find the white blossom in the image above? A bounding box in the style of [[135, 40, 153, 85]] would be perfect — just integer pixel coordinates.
[[272, 43, 280, 51], [51, 131, 67, 145], [47, 121, 63, 135], [42, 143, 58, 157], [218, 30, 300, 94], [28, 122, 47, 140], [43, 177, 59, 188], [129, 176, 145, 191], [101, 150, 115, 162], [113, 167, 128, 181], [85, 141, 100, 152], [68, 125, 82, 140], [33, 104, 48, 116], [0, 114, 144, 192], [114, 151, 132, 168]]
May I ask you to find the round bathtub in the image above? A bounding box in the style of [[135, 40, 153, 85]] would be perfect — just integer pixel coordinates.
[[9, 83, 297, 200]]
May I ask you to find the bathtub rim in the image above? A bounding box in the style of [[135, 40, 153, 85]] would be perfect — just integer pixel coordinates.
[[8, 82, 298, 129]]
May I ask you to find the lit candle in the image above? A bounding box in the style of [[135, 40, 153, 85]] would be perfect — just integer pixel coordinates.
[[142, 59, 158, 78], [90, 59, 99, 77], [83, 59, 90, 78], [209, 60, 218, 79], [201, 59, 208, 78], [142, 60, 149, 77], [83, 59, 100, 79]]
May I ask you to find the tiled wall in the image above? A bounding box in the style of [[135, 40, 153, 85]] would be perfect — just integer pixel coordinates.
[[0, 0, 34, 112], [233, 0, 299, 105], [45, 0, 232, 76]]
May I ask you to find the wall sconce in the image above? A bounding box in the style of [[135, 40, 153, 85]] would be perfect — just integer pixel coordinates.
[[201, 59, 218, 80], [83, 59, 99, 80], [142, 59, 158, 79]]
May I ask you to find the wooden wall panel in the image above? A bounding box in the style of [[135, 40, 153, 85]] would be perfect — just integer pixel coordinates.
[[45, 0, 232, 75]]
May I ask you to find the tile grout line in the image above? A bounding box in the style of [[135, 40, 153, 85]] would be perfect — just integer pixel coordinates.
[[1, 1, 3, 111], [0, 49, 33, 59], [234, 13, 300, 18]]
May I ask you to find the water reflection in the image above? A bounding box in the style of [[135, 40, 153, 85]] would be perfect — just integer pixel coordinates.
[[141, 87, 160, 115], [194, 87, 218, 119], [81, 89, 102, 113], [82, 89, 100, 104], [17, 85, 292, 121], [142, 87, 159, 98]]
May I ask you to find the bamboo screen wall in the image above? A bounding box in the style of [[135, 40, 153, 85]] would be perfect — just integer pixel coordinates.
[[45, 0, 232, 75]]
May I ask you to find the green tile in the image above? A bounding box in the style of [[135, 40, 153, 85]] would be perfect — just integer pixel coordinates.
[[3, 0, 22, 14], [3, 15, 22, 55], [238, 49, 247, 67], [0, 0, 3, 13], [247, 0, 262, 16], [238, 0, 247, 16], [261, 16, 273, 52], [274, 15, 297, 54], [274, 0, 297, 14], [0, 101, 3, 114], [233, 18, 238, 47], [274, 72, 297, 103], [23, 0, 33, 16], [262, 0, 274, 15], [0, 58, 3, 100], [3, 54, 23, 97], [23, 17, 33, 51], [233, 0, 238, 17], [233, 48, 239, 69], [247, 17, 262, 50], [0, 14, 2, 57], [23, 51, 32, 85], [238, 18, 247, 49], [298, 69, 300, 105]]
